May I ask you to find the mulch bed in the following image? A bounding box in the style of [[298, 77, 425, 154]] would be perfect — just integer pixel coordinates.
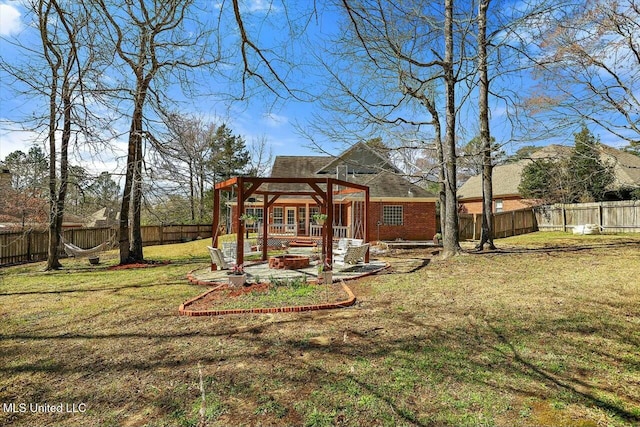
[[186, 282, 349, 312]]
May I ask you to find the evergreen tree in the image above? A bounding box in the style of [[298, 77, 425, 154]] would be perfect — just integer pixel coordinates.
[[519, 127, 615, 204], [569, 126, 614, 202], [519, 159, 572, 204], [209, 124, 250, 181]]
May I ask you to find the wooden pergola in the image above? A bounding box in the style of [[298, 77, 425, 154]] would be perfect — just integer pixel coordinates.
[[213, 176, 370, 267]]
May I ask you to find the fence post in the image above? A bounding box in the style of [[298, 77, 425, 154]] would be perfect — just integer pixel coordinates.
[[159, 224, 164, 245], [598, 202, 603, 230], [27, 230, 32, 261]]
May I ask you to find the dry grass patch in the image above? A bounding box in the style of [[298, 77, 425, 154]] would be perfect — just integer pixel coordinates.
[[0, 233, 639, 426]]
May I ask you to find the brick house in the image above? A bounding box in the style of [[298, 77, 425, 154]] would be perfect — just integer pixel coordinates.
[[457, 160, 536, 214], [227, 142, 437, 242], [457, 144, 640, 214]]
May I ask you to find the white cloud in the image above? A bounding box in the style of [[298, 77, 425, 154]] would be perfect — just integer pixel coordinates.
[[0, 3, 22, 36], [262, 112, 288, 128], [0, 120, 39, 159], [244, 0, 278, 13]]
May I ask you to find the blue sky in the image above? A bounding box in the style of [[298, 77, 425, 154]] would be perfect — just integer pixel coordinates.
[[1, 0, 635, 179], [0, 0, 345, 174]]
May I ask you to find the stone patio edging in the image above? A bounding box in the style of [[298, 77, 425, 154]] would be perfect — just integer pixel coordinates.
[[185, 261, 390, 287]]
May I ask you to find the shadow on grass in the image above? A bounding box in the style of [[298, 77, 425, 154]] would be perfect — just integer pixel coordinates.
[[467, 239, 640, 255], [481, 320, 640, 424], [3, 314, 639, 426], [0, 281, 190, 296], [2, 273, 639, 426]]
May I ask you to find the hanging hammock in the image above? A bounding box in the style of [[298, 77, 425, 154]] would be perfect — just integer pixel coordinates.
[[61, 234, 115, 258]]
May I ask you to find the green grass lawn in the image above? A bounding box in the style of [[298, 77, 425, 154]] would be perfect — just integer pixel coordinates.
[[1, 233, 639, 426]]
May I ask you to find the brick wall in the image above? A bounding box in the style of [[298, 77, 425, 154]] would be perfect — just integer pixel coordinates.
[[228, 201, 437, 241], [368, 201, 436, 241]]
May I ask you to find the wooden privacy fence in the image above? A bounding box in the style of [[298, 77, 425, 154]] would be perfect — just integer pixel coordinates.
[[459, 208, 538, 240], [0, 224, 212, 266], [535, 200, 640, 233]]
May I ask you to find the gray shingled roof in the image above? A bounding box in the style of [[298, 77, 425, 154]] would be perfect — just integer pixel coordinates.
[[458, 144, 640, 200], [266, 145, 435, 199]]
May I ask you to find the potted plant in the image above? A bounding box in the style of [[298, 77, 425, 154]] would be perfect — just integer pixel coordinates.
[[240, 213, 258, 226], [433, 232, 442, 245], [312, 213, 328, 226], [228, 264, 246, 287], [317, 258, 332, 284]]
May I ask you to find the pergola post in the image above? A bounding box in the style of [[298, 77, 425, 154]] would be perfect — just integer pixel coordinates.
[[326, 179, 334, 266], [212, 187, 220, 248], [236, 177, 245, 266], [364, 186, 370, 262], [213, 176, 370, 269], [262, 194, 269, 261]]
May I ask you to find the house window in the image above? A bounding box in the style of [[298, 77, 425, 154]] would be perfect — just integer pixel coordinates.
[[245, 207, 263, 222], [309, 206, 320, 224], [272, 207, 283, 224], [244, 207, 263, 229], [383, 205, 403, 226], [494, 199, 504, 213], [298, 206, 307, 231]]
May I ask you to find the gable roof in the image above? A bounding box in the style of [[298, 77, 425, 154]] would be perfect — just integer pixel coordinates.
[[458, 144, 640, 200], [315, 141, 401, 175], [268, 143, 434, 199]]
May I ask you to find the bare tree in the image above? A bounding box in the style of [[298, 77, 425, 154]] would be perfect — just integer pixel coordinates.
[[528, 0, 639, 145], [1, 0, 98, 270], [159, 113, 213, 222], [475, 0, 496, 250], [93, 0, 220, 264], [247, 135, 274, 177], [312, 0, 468, 257]]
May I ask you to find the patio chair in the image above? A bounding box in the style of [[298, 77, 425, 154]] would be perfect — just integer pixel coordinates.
[[334, 243, 370, 267], [207, 246, 232, 270], [222, 241, 261, 260], [334, 238, 364, 255]]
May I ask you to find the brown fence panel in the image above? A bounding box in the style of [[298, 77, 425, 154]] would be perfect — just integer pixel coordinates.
[[29, 230, 50, 261], [602, 201, 640, 232], [458, 214, 475, 240], [141, 226, 162, 246], [1, 223, 213, 266], [535, 201, 640, 232], [0, 231, 29, 265], [458, 208, 538, 240], [62, 227, 114, 249]]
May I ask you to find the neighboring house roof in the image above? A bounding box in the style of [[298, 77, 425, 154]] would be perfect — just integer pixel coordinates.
[[267, 142, 435, 199], [85, 207, 118, 228], [458, 143, 640, 200], [457, 161, 529, 200], [600, 145, 640, 188]]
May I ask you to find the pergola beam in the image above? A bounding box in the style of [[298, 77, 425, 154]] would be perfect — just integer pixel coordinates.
[[213, 176, 370, 270]]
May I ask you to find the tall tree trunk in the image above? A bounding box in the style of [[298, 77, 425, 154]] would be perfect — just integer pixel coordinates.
[[436, 133, 446, 240], [119, 98, 145, 264], [118, 63, 152, 264], [130, 134, 144, 261], [189, 159, 195, 222], [476, 0, 496, 251], [442, 0, 461, 258], [46, 68, 62, 270], [118, 136, 135, 263]]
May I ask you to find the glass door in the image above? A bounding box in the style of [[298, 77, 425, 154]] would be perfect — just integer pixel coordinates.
[[285, 207, 296, 235]]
